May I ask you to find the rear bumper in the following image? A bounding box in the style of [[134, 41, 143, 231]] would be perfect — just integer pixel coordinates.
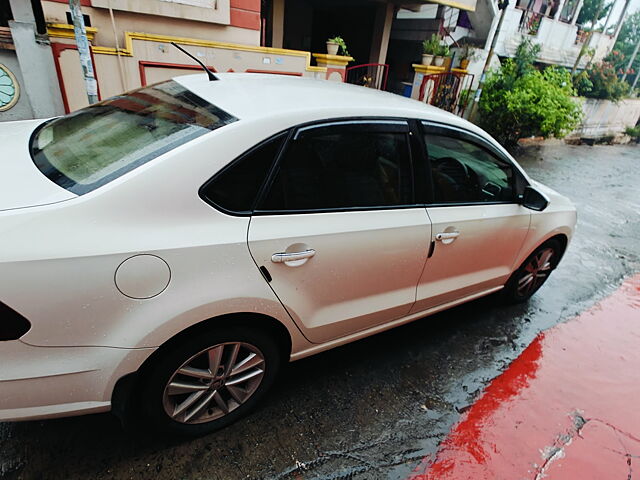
[[0, 340, 154, 422]]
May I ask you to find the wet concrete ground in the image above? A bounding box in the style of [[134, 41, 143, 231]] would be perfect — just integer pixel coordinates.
[[1, 144, 639, 480]]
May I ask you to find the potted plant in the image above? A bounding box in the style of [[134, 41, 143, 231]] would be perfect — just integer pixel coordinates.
[[434, 43, 450, 67], [458, 43, 478, 69], [421, 34, 439, 65], [326, 36, 349, 56]]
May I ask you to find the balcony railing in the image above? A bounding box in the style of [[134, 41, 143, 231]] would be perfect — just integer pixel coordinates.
[[518, 9, 544, 35]]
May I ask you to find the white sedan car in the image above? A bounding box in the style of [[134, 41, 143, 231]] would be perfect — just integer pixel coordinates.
[[0, 74, 576, 436]]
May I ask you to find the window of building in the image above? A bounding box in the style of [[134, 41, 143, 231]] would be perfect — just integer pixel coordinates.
[[200, 132, 287, 214], [65, 12, 92, 27], [258, 122, 413, 213], [425, 133, 514, 204], [0, 2, 13, 28]]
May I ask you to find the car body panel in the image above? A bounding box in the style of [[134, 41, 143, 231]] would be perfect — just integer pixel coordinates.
[[0, 339, 152, 421], [411, 203, 531, 313], [248, 208, 431, 343], [0, 119, 75, 212]]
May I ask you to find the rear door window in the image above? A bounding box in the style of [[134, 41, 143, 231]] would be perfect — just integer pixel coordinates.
[[257, 121, 413, 213]]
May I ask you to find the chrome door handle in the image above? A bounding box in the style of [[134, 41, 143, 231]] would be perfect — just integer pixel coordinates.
[[271, 249, 316, 263], [435, 231, 460, 244]]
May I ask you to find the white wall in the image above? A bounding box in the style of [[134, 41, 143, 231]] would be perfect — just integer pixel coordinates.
[[570, 98, 640, 138], [493, 6, 616, 68]]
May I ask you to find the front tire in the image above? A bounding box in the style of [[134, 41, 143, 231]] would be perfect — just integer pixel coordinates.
[[503, 239, 562, 304], [137, 326, 281, 436]]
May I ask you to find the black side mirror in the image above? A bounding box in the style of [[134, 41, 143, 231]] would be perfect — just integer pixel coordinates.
[[521, 186, 549, 211]]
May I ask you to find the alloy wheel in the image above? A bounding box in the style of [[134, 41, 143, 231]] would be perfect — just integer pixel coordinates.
[[162, 342, 266, 424], [516, 247, 555, 297]]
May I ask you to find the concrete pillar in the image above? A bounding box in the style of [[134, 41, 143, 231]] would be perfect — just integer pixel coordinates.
[[571, 0, 584, 25], [312, 54, 353, 82], [272, 0, 285, 49], [410, 63, 446, 100], [8, 0, 65, 118], [368, 3, 395, 65], [554, 0, 567, 20]]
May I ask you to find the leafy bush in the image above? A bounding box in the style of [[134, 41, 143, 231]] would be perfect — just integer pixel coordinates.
[[573, 62, 630, 101], [625, 125, 640, 137], [478, 43, 582, 147]]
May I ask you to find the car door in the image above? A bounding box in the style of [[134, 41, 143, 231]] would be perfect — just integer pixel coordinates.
[[247, 120, 431, 343], [410, 122, 531, 313]]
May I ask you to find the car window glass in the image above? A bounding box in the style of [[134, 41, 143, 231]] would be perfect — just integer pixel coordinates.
[[31, 80, 236, 194], [425, 134, 514, 203], [201, 133, 286, 214], [258, 125, 412, 212]]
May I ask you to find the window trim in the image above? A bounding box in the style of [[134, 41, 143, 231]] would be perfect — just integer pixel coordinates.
[[252, 118, 419, 216], [419, 121, 529, 208]]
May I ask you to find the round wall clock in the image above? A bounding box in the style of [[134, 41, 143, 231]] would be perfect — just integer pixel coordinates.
[[0, 63, 20, 112]]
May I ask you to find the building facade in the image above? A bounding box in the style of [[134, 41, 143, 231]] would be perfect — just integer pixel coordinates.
[[0, 0, 628, 122]]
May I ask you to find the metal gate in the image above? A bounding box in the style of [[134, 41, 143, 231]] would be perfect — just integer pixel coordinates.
[[418, 71, 475, 117], [345, 63, 389, 90]]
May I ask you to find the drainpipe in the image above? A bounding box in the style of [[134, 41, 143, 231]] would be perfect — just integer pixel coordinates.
[[554, 0, 566, 20], [602, 0, 618, 33], [68, 0, 98, 104], [611, 0, 632, 44], [631, 69, 640, 89], [570, 0, 584, 25], [107, 0, 126, 92], [468, 0, 509, 123], [571, 0, 607, 74], [621, 37, 640, 82]]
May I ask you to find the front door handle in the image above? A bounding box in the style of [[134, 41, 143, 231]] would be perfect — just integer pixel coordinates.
[[435, 231, 460, 244], [271, 249, 316, 263]]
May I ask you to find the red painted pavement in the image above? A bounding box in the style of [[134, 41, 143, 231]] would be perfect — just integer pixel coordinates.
[[409, 274, 640, 479]]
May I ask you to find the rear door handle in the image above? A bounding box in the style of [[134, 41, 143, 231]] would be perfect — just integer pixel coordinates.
[[435, 231, 460, 244], [271, 249, 316, 263]]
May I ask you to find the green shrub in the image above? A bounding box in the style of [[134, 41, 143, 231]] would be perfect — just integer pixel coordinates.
[[625, 125, 640, 137], [478, 61, 583, 147], [573, 62, 630, 101]]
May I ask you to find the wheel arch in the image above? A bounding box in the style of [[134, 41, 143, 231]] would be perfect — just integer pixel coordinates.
[[527, 233, 569, 267], [512, 225, 571, 274], [110, 312, 293, 422]]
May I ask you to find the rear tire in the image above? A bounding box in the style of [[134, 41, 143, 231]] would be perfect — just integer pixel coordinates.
[[502, 239, 562, 304], [136, 325, 281, 437]]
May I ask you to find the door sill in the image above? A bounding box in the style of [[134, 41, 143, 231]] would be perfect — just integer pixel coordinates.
[[290, 285, 504, 361]]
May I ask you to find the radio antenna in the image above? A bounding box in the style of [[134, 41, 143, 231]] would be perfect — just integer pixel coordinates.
[[171, 42, 218, 81]]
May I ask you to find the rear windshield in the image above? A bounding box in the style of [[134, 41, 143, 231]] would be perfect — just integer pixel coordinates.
[[30, 80, 237, 194]]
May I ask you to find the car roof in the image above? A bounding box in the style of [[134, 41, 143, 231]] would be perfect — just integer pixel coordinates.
[[175, 73, 467, 126]]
